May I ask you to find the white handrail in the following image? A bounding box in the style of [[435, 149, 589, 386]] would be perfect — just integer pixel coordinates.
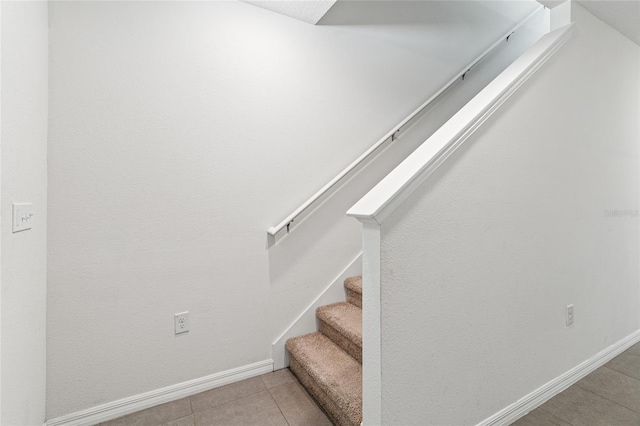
[[347, 23, 574, 224], [268, 5, 544, 237]]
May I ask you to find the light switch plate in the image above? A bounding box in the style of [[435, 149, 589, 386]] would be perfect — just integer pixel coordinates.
[[13, 203, 34, 233]]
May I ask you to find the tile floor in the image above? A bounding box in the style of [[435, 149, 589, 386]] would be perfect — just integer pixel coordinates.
[[512, 342, 640, 426], [101, 342, 640, 426], [100, 369, 332, 426]]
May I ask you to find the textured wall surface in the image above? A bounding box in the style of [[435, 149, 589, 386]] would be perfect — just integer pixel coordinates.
[[379, 4, 640, 424], [1, 1, 49, 424], [46, 0, 541, 419]]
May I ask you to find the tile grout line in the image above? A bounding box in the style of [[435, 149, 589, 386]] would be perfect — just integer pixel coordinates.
[[266, 372, 333, 425], [291, 379, 334, 423], [267, 387, 292, 426], [191, 377, 268, 414], [601, 365, 640, 387], [188, 395, 195, 425], [536, 404, 576, 426], [293, 379, 320, 407], [190, 388, 285, 425], [260, 375, 269, 389], [574, 383, 640, 416], [266, 374, 302, 426], [574, 379, 640, 415], [602, 364, 640, 383]]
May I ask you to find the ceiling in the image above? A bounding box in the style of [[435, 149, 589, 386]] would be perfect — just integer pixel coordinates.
[[243, 0, 639, 47], [539, 0, 639, 46], [575, 0, 640, 46], [314, 1, 543, 62]]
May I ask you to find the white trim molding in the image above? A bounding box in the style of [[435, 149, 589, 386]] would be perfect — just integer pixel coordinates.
[[347, 23, 573, 225], [478, 329, 640, 426], [45, 359, 274, 426], [272, 253, 362, 370], [361, 223, 381, 426]]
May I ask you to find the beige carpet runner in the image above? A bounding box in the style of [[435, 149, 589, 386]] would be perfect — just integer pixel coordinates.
[[286, 276, 363, 426]]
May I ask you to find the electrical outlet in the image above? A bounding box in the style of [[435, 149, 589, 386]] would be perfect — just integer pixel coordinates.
[[566, 304, 574, 326], [174, 312, 189, 334]]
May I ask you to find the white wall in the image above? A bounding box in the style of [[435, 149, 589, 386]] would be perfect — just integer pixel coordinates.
[[1, 1, 49, 425], [46, 0, 543, 419], [377, 4, 640, 424]]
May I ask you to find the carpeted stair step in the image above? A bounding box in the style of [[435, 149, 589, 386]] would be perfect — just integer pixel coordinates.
[[344, 276, 362, 308], [286, 332, 362, 426], [317, 302, 362, 363]]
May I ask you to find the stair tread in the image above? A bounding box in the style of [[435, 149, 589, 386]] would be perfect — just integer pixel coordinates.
[[316, 302, 362, 348], [344, 276, 362, 295], [286, 332, 362, 426]]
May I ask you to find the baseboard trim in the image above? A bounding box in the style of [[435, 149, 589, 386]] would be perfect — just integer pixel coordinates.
[[272, 252, 362, 370], [46, 359, 274, 426], [478, 329, 640, 426]]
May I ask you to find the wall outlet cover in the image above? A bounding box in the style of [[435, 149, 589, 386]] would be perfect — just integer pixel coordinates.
[[566, 304, 574, 326], [174, 312, 189, 334]]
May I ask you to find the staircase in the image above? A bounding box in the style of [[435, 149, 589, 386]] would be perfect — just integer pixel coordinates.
[[286, 276, 363, 426]]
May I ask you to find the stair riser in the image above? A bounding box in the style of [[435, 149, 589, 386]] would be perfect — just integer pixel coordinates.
[[319, 320, 362, 363], [346, 289, 361, 308], [289, 356, 360, 426]]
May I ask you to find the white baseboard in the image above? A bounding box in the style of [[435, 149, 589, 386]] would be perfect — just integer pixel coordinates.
[[45, 359, 274, 426], [478, 329, 640, 426], [272, 252, 362, 371]]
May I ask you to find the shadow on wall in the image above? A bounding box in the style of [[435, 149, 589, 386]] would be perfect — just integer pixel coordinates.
[[318, 0, 539, 26], [265, 3, 548, 345], [316, 0, 543, 70], [265, 54, 489, 341], [265, 91, 436, 343]]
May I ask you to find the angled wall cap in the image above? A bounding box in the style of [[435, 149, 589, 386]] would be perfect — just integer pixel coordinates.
[[537, 0, 568, 9], [241, 0, 337, 24]]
